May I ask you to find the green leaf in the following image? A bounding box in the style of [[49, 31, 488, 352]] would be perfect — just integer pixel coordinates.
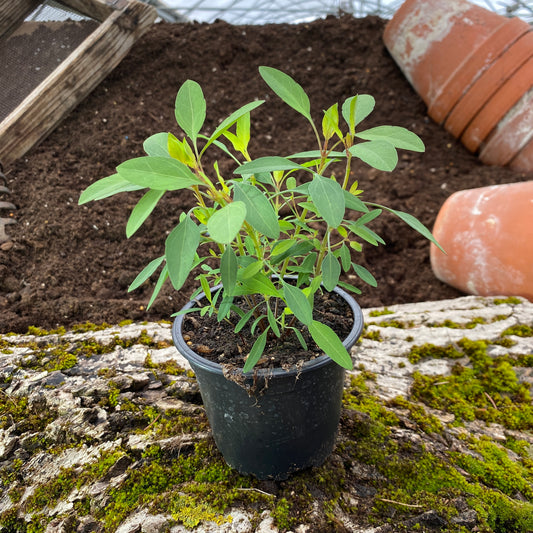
[[322, 252, 341, 291], [128, 255, 165, 292], [78, 174, 144, 204], [349, 223, 384, 246], [357, 209, 382, 225], [309, 320, 352, 369], [352, 263, 377, 287], [270, 240, 315, 265], [174, 80, 206, 142], [339, 244, 351, 272], [235, 156, 304, 176], [243, 328, 268, 373], [342, 190, 369, 213], [126, 189, 165, 238], [235, 307, 256, 333], [117, 157, 203, 190], [240, 260, 263, 280], [342, 95, 375, 133], [221, 245, 238, 297], [147, 264, 169, 310], [282, 282, 313, 326], [349, 140, 398, 172], [371, 204, 446, 253], [356, 126, 424, 152], [337, 281, 362, 295], [203, 100, 263, 153], [207, 201, 247, 244], [199, 274, 212, 303], [290, 150, 345, 159], [144, 132, 171, 157], [233, 182, 280, 239], [322, 103, 342, 141], [165, 215, 200, 291], [309, 175, 345, 227], [267, 304, 280, 337], [291, 327, 308, 351], [259, 66, 312, 122], [241, 273, 281, 297]]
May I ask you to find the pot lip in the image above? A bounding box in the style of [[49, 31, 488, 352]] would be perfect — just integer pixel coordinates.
[[171, 284, 364, 378]]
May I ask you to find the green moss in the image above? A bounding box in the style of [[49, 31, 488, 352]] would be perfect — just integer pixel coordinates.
[[368, 308, 394, 317], [388, 397, 443, 434], [144, 353, 186, 375], [0, 394, 57, 433], [494, 297, 522, 305], [368, 319, 413, 329], [408, 343, 463, 364], [501, 324, 533, 338], [362, 329, 383, 342], [26, 325, 66, 336], [26, 467, 77, 512], [411, 339, 533, 430]]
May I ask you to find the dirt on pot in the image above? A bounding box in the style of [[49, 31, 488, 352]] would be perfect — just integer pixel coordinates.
[[0, 14, 529, 334]]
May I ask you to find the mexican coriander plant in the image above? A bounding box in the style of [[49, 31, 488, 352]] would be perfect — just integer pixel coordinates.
[[79, 66, 443, 373]]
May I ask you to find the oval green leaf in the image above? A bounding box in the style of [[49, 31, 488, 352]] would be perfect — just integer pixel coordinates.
[[356, 125, 424, 152], [282, 282, 313, 326], [349, 140, 398, 172], [207, 201, 247, 244], [309, 320, 353, 369], [117, 156, 203, 190], [259, 66, 312, 122], [309, 175, 345, 228], [174, 79, 206, 142], [165, 215, 200, 291], [233, 182, 280, 239]]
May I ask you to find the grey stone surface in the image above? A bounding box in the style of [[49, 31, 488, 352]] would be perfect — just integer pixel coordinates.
[[0, 295, 531, 530]]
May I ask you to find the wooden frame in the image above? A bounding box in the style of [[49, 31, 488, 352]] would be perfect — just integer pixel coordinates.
[[0, 0, 157, 166]]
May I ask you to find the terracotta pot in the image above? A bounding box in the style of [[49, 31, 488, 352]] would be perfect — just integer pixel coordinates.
[[510, 127, 533, 171], [428, 16, 530, 125], [430, 182, 533, 301], [479, 87, 533, 166], [445, 32, 533, 149], [383, 0, 506, 109]]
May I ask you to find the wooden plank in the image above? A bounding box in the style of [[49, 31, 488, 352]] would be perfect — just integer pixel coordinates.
[[0, 0, 157, 166], [59, 0, 122, 22], [0, 0, 41, 40]]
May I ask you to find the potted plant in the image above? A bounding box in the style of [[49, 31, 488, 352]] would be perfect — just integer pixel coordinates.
[[79, 66, 442, 479]]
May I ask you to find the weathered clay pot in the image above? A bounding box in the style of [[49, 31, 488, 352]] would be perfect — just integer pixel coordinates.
[[428, 16, 530, 124], [446, 32, 533, 149], [479, 88, 533, 167], [383, 0, 507, 111], [430, 182, 533, 301]]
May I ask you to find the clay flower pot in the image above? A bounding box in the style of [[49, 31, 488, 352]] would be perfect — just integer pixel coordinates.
[[385, 0, 533, 170], [383, 0, 507, 112], [428, 16, 530, 124], [430, 182, 533, 301], [445, 32, 533, 148], [479, 88, 533, 167]]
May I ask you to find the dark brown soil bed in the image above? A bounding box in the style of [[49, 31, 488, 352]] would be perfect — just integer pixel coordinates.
[[0, 15, 529, 334]]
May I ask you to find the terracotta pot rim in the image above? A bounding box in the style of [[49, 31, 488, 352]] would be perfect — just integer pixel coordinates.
[[428, 17, 530, 124], [444, 30, 533, 141]]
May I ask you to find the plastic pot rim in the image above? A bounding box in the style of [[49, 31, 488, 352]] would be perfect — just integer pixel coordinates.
[[172, 283, 364, 379]]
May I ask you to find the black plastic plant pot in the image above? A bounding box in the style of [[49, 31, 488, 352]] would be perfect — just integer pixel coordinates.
[[171, 285, 364, 480]]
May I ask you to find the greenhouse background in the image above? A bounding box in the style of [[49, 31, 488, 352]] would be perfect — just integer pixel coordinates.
[[27, 0, 533, 25]]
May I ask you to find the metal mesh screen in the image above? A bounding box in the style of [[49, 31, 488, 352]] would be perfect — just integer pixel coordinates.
[[144, 0, 533, 24], [1, 2, 97, 122]]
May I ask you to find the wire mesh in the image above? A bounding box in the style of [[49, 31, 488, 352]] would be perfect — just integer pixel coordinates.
[[144, 0, 533, 24]]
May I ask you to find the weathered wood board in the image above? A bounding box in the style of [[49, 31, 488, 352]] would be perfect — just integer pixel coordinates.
[[0, 0, 157, 166]]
